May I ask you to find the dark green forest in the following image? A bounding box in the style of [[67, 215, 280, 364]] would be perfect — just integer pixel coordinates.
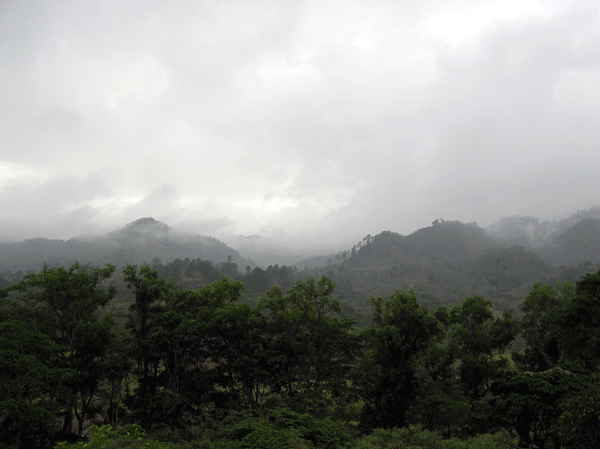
[[2, 258, 600, 449]]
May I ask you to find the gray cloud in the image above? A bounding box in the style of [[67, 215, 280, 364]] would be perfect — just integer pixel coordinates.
[[1, 0, 599, 251]]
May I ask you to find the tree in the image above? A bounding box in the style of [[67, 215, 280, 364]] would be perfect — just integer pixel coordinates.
[[493, 367, 580, 448], [123, 264, 175, 430], [558, 375, 600, 449], [556, 270, 600, 370], [8, 263, 116, 438], [259, 276, 359, 407], [0, 319, 68, 448], [354, 290, 443, 430], [160, 278, 253, 410], [406, 306, 471, 437], [220, 255, 238, 278], [513, 282, 573, 372], [449, 296, 517, 405]]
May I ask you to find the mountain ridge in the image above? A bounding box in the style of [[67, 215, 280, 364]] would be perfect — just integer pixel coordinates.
[[0, 217, 251, 272], [3, 208, 600, 310]]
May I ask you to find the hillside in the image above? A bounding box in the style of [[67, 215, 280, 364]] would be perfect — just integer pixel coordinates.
[[3, 209, 600, 315], [0, 217, 251, 272], [485, 207, 600, 266], [538, 217, 600, 267], [307, 218, 600, 315]]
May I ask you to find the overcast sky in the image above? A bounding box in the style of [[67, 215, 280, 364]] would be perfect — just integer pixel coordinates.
[[1, 0, 599, 251]]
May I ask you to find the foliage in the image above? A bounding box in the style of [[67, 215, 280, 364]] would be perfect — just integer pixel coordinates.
[[493, 367, 581, 448], [512, 282, 573, 372], [353, 290, 444, 430], [556, 269, 600, 370], [54, 424, 181, 449], [557, 375, 600, 449], [5, 263, 117, 439], [124, 264, 177, 430], [213, 396, 353, 449], [259, 276, 359, 400], [0, 319, 68, 448], [3, 260, 600, 449], [350, 425, 513, 449], [449, 296, 517, 408]]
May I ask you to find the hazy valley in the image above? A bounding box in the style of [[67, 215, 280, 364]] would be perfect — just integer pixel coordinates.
[[3, 207, 600, 316]]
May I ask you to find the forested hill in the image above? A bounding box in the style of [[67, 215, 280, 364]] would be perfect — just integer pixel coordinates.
[[312, 218, 600, 315], [486, 206, 600, 266], [342, 220, 497, 265], [0, 217, 251, 272], [3, 210, 600, 313]]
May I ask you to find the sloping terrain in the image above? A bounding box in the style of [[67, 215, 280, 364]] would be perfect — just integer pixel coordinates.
[[0, 217, 250, 272], [309, 218, 600, 315], [486, 207, 600, 266], [3, 209, 600, 316]]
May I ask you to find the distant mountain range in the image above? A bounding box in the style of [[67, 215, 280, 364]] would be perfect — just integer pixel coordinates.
[[486, 206, 600, 266], [2, 209, 600, 314], [0, 217, 251, 272], [304, 207, 600, 315]]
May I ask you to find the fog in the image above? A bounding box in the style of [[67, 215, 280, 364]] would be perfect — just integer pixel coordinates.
[[1, 0, 599, 252]]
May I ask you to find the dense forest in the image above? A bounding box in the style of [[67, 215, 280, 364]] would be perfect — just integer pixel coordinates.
[[2, 259, 600, 448]]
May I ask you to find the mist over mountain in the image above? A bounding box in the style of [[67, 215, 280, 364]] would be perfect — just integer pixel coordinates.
[[485, 216, 555, 248], [0, 217, 251, 272], [3, 207, 600, 314], [294, 207, 600, 315], [220, 234, 309, 268], [483, 206, 600, 266]]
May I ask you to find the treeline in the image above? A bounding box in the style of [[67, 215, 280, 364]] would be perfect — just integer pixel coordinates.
[[1, 264, 600, 448], [0, 256, 298, 300], [150, 256, 297, 297]]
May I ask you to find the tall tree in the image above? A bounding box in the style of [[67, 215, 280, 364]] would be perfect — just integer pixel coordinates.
[[0, 319, 68, 448], [513, 282, 574, 372], [557, 270, 600, 370], [259, 277, 359, 405], [449, 296, 517, 405], [157, 277, 252, 419], [8, 263, 116, 438], [123, 264, 175, 430], [354, 290, 443, 430]]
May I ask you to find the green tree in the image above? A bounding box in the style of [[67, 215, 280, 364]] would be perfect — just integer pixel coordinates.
[[158, 277, 255, 414], [449, 296, 517, 405], [0, 319, 68, 448], [556, 270, 600, 370], [354, 290, 443, 430], [259, 276, 359, 405], [558, 375, 600, 449], [513, 282, 574, 372], [54, 424, 180, 449], [350, 425, 513, 449], [8, 263, 116, 438], [213, 394, 353, 449], [123, 264, 176, 430], [493, 367, 580, 448]]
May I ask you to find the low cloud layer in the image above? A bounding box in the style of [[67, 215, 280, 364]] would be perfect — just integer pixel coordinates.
[[1, 1, 599, 251]]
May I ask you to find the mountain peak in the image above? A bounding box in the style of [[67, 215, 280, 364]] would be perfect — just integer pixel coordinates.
[[120, 217, 170, 234]]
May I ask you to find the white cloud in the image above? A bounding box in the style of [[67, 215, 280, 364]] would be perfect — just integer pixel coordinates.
[[1, 0, 599, 250]]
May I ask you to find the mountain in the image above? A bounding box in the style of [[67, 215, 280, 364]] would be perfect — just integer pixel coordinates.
[[485, 215, 555, 248], [341, 220, 497, 269], [222, 234, 305, 267], [538, 217, 600, 267], [4, 208, 600, 315], [306, 218, 600, 316], [485, 207, 600, 267], [0, 217, 251, 272]]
